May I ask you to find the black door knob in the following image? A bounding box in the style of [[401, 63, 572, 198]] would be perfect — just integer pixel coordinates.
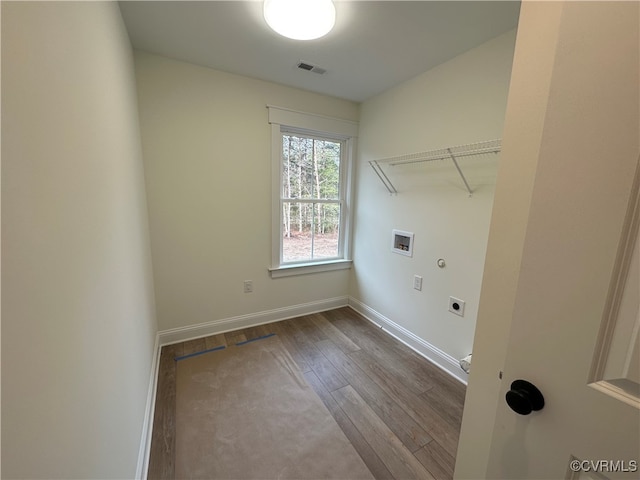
[[506, 380, 545, 415]]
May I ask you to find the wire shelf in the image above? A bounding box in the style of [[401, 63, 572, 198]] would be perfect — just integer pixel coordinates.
[[369, 139, 501, 195]]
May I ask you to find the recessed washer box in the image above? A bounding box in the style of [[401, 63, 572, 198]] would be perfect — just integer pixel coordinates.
[[392, 230, 414, 257]]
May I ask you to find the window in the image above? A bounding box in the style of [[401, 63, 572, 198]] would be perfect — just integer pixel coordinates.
[[268, 106, 357, 277], [281, 133, 342, 262]]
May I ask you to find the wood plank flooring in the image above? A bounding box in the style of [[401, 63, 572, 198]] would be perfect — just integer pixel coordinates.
[[147, 307, 466, 480]]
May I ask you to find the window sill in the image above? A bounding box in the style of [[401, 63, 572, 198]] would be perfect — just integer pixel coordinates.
[[269, 259, 352, 278]]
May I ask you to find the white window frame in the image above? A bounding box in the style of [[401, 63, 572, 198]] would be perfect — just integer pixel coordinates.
[[267, 106, 357, 278]]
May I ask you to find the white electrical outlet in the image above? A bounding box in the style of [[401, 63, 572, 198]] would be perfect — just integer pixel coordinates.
[[244, 280, 253, 293], [413, 275, 423, 291], [449, 296, 465, 317]]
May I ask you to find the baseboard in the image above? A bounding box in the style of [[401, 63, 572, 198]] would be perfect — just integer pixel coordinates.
[[138, 296, 349, 476], [136, 333, 161, 480], [347, 297, 468, 385], [158, 296, 350, 346], [139, 294, 465, 475]]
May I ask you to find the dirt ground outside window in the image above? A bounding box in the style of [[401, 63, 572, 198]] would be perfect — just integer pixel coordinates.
[[283, 232, 339, 261]]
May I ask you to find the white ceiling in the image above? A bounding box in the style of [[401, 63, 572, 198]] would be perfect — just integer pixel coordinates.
[[119, 1, 520, 103]]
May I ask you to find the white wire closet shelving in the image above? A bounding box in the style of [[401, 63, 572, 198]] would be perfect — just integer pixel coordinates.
[[369, 139, 502, 196]]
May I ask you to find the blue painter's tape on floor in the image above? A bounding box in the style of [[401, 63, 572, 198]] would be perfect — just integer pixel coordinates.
[[174, 345, 226, 362], [235, 333, 276, 346]]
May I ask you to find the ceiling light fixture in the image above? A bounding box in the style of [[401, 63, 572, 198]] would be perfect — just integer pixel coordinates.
[[263, 0, 336, 41]]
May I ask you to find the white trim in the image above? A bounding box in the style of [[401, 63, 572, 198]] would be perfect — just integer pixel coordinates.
[[347, 297, 469, 385], [267, 105, 359, 138], [589, 380, 640, 410], [269, 107, 357, 272], [158, 296, 349, 346], [342, 138, 356, 261], [269, 259, 352, 278], [136, 333, 161, 480], [271, 123, 283, 268]]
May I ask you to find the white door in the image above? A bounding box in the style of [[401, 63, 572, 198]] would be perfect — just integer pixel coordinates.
[[473, 2, 640, 479]]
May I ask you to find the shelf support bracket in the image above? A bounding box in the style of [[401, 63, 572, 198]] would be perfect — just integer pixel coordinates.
[[448, 148, 473, 197], [370, 160, 398, 194]]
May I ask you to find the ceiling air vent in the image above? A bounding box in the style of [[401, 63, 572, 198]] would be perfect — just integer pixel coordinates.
[[297, 62, 327, 75]]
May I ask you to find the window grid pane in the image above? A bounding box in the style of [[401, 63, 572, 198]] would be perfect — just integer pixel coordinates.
[[313, 203, 340, 259], [282, 134, 341, 201], [282, 201, 341, 263]]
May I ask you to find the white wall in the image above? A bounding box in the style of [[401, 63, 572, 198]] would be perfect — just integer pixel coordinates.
[[350, 31, 516, 371], [134, 52, 359, 332], [2, 3, 157, 478]]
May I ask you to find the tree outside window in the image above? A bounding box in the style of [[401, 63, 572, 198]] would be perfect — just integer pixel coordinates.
[[281, 134, 343, 263]]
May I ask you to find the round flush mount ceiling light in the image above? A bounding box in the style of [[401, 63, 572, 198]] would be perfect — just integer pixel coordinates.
[[264, 0, 336, 40]]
